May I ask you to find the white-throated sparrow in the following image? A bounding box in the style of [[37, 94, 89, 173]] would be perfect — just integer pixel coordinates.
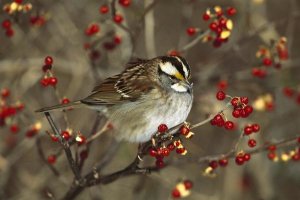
[[36, 56, 193, 142]]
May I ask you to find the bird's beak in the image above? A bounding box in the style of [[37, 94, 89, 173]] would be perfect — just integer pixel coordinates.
[[180, 80, 193, 92]]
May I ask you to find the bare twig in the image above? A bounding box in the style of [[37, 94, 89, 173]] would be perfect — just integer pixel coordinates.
[[44, 112, 82, 182], [179, 30, 210, 53]]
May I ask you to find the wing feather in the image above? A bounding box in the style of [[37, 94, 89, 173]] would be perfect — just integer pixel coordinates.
[[81, 59, 155, 106]]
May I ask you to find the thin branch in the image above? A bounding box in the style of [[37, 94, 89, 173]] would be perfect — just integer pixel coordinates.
[[179, 30, 210, 53], [44, 112, 82, 182], [194, 134, 300, 164]]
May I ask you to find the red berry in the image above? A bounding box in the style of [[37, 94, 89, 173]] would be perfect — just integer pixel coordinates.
[[278, 48, 288, 60], [183, 180, 193, 189], [243, 105, 253, 116], [218, 18, 227, 28], [263, 57, 272, 66], [40, 78, 50, 87], [217, 80, 228, 90], [176, 148, 186, 154], [209, 22, 218, 31], [244, 125, 253, 135], [99, 5, 109, 14], [235, 155, 244, 165], [186, 27, 196, 36], [218, 158, 228, 167], [113, 14, 123, 23], [167, 143, 175, 151], [1, 88, 10, 98], [227, 7, 237, 16], [44, 56, 53, 65], [119, 0, 131, 7], [114, 35, 122, 44], [162, 148, 170, 157], [297, 137, 300, 144], [202, 13, 210, 21], [26, 129, 38, 137], [10, 124, 19, 133], [252, 124, 260, 132], [168, 50, 180, 56], [231, 97, 239, 107], [49, 77, 58, 86], [5, 28, 14, 37], [14, 0, 23, 4], [85, 23, 100, 36], [268, 152, 276, 160], [61, 130, 71, 140], [240, 97, 249, 104], [216, 91, 226, 100], [47, 155, 56, 164], [292, 153, 300, 161], [2, 19, 11, 29], [283, 87, 294, 97], [180, 125, 190, 136], [155, 159, 164, 168], [243, 153, 251, 161], [216, 117, 225, 127], [61, 98, 70, 104], [174, 140, 181, 147], [248, 139, 257, 148], [224, 121, 234, 130], [51, 135, 59, 142], [209, 160, 218, 169], [172, 188, 181, 198], [149, 148, 157, 157], [232, 109, 241, 118], [158, 124, 168, 133], [268, 145, 276, 151]]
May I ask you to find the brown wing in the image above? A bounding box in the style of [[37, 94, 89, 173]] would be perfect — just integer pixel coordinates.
[[81, 60, 155, 106]]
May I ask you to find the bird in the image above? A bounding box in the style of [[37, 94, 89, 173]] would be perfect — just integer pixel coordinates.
[[36, 55, 193, 143]]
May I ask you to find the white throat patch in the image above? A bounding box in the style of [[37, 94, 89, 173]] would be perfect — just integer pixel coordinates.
[[171, 83, 188, 92]]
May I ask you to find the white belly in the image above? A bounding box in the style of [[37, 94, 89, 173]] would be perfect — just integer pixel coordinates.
[[107, 92, 193, 142]]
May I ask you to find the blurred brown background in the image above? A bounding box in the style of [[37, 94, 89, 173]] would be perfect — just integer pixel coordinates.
[[1, 0, 300, 199]]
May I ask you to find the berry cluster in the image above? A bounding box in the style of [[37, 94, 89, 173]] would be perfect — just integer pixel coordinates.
[[2, 1, 34, 37], [149, 124, 194, 168], [30, 15, 46, 27], [267, 139, 300, 162], [235, 151, 251, 165], [282, 87, 300, 105], [230, 96, 253, 118], [3, 1, 32, 15], [203, 158, 229, 177], [0, 88, 25, 134], [172, 180, 193, 199], [210, 114, 235, 130], [201, 6, 237, 48], [85, 23, 100, 36], [50, 129, 87, 146], [252, 37, 288, 78], [40, 56, 59, 87], [1, 19, 14, 37]]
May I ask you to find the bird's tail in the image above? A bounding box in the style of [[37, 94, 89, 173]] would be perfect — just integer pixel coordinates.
[[35, 101, 82, 113]]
